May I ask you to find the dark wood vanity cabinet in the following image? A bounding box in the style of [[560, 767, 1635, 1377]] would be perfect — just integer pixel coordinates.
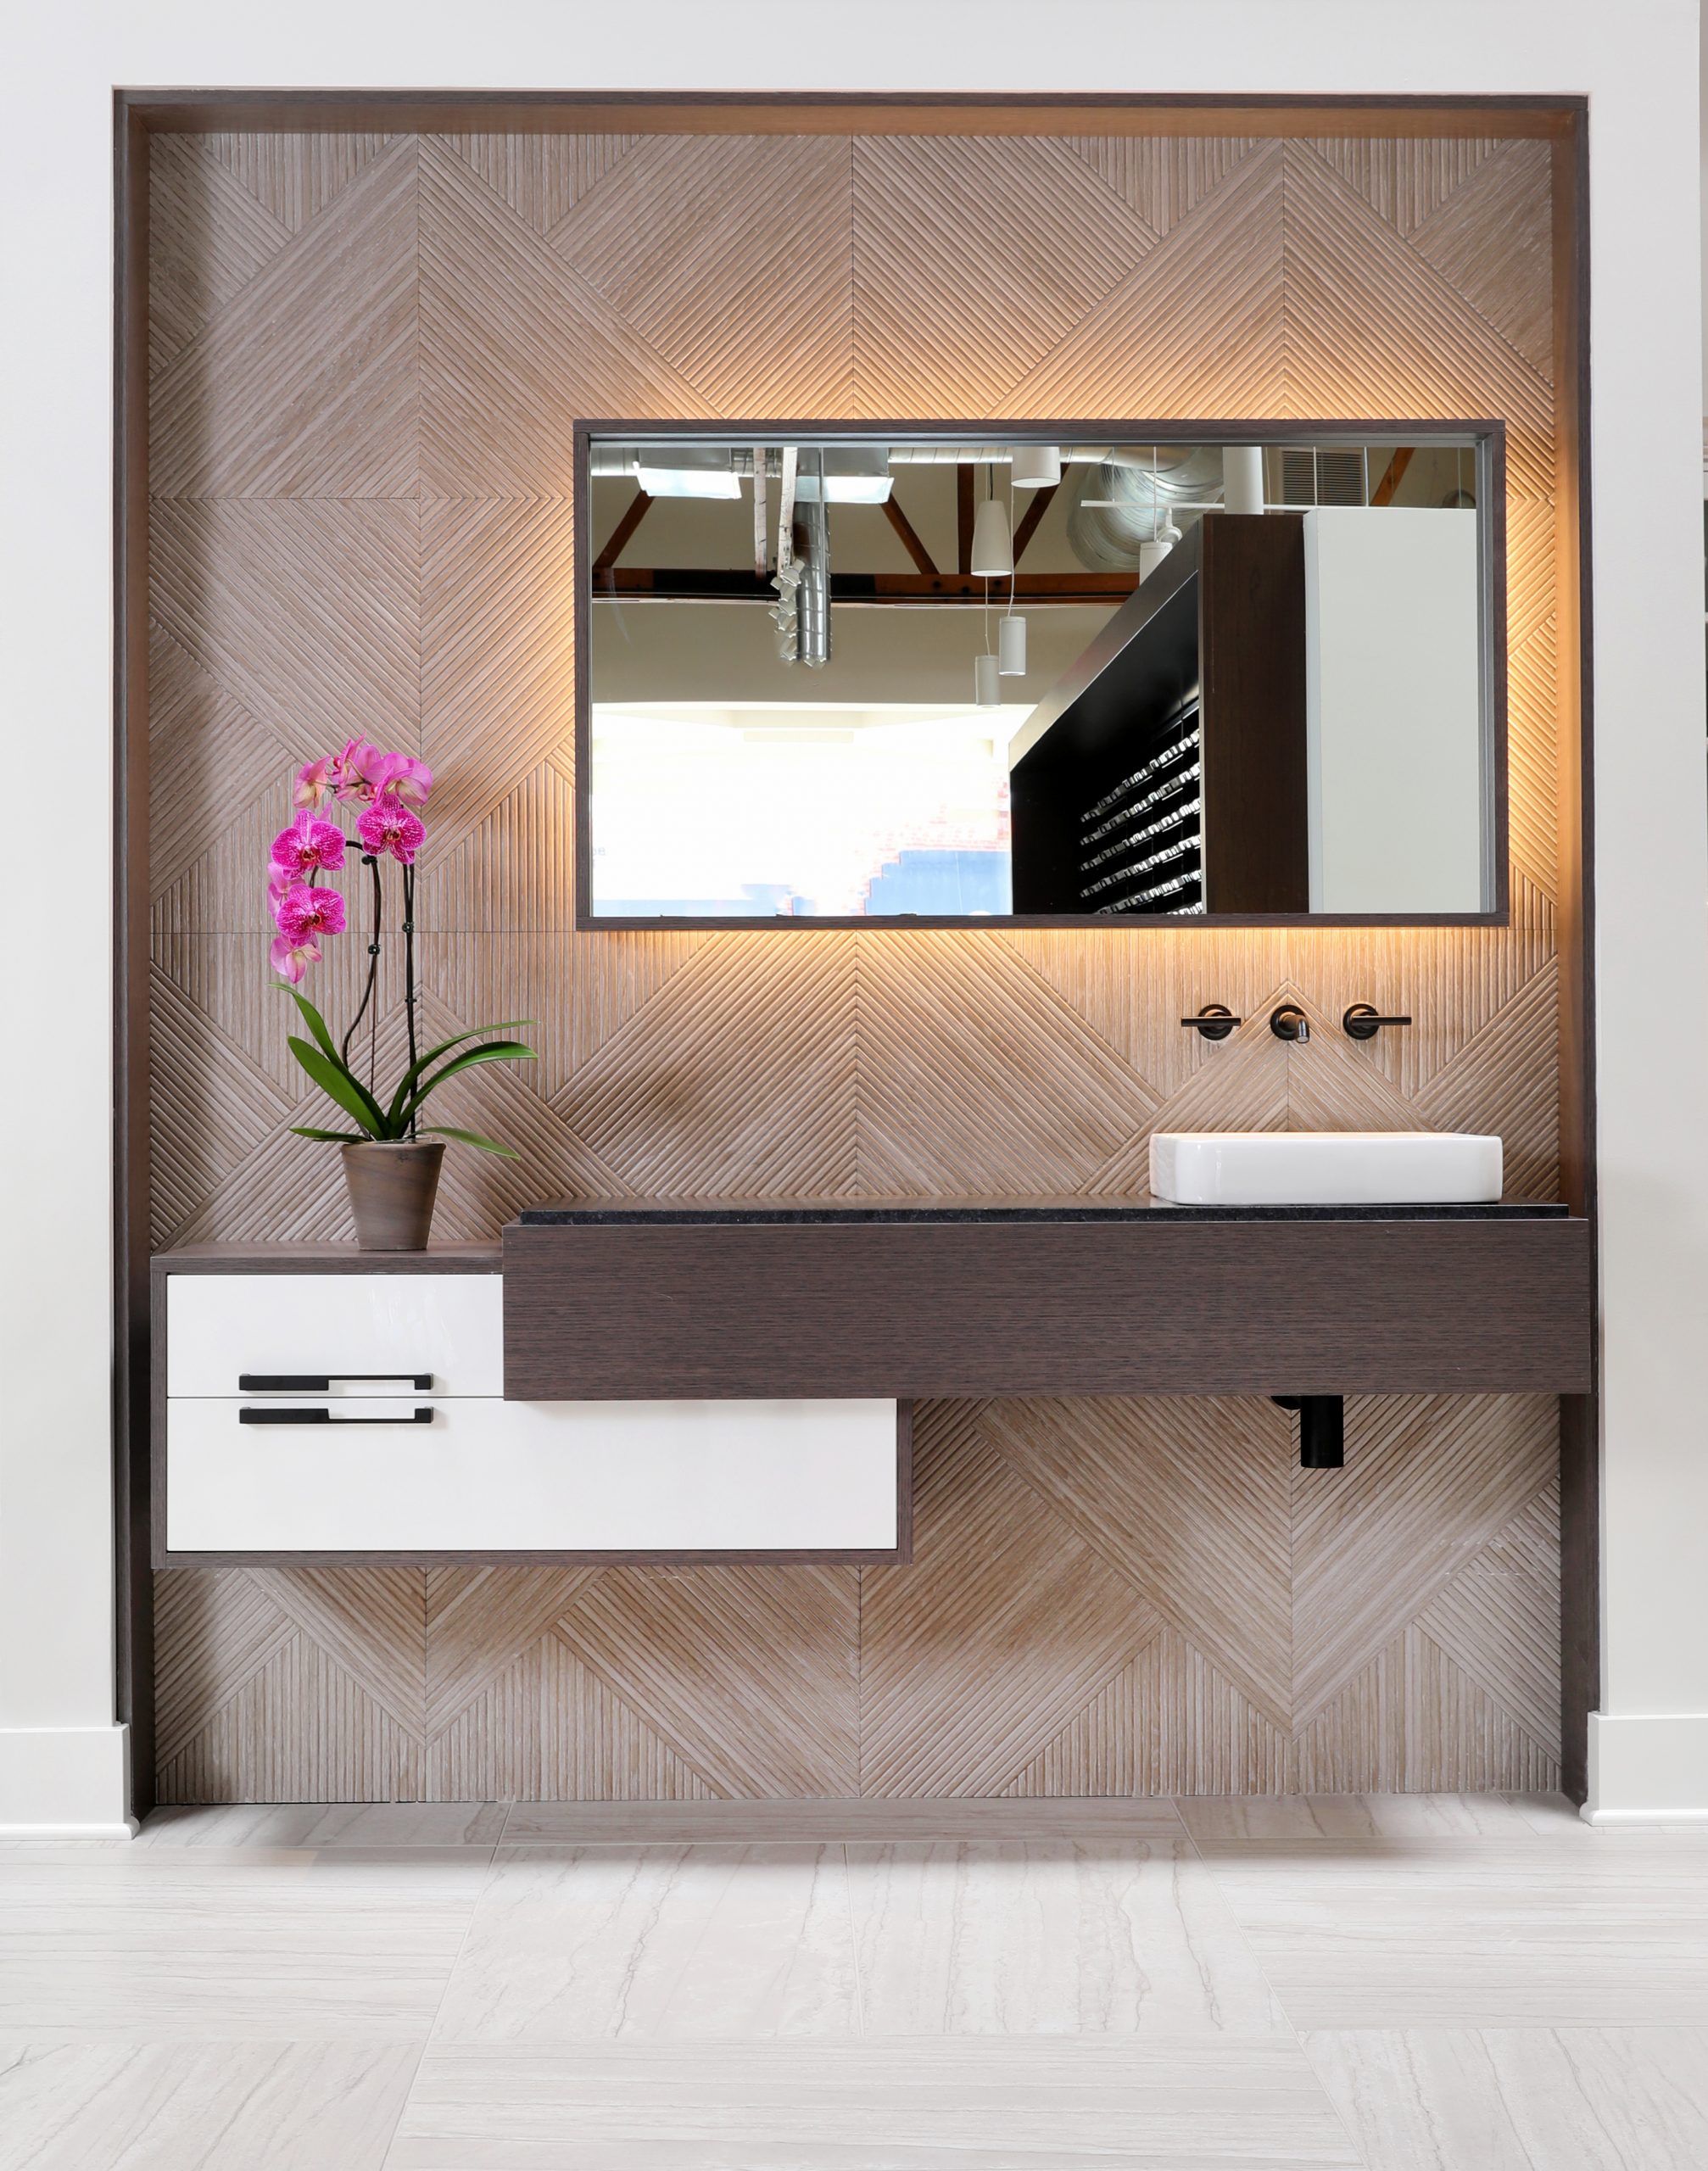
[[1009, 513, 1309, 916], [503, 1204, 1593, 1403]]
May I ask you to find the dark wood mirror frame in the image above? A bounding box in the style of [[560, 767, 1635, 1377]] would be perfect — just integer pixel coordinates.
[[574, 415, 1509, 931]]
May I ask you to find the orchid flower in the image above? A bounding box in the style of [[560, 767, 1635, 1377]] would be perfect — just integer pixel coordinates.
[[356, 793, 426, 866], [270, 934, 321, 984], [272, 881, 347, 946], [270, 810, 347, 879], [293, 755, 336, 808], [332, 738, 388, 804], [369, 751, 434, 806]]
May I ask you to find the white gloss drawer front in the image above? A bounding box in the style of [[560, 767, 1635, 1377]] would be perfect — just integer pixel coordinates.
[[167, 1273, 503, 1398], [164, 1396, 900, 1554]]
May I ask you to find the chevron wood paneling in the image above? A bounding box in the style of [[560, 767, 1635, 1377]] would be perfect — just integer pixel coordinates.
[[148, 121, 1571, 1800]]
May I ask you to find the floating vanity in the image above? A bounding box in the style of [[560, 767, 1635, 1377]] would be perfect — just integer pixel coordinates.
[[503, 1196, 1591, 1401], [154, 1186, 1591, 1568]]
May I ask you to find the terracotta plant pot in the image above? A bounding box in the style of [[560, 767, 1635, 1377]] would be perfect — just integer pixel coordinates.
[[340, 1140, 445, 1251]]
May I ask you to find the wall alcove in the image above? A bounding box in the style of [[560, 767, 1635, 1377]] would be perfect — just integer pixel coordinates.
[[117, 92, 1593, 1809]]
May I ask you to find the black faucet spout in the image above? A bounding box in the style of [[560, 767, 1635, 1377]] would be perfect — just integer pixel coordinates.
[[1270, 1003, 1310, 1043]]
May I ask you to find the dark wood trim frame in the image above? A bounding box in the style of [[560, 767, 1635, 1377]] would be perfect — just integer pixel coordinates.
[[1554, 113, 1599, 1804], [148, 1253, 911, 1571], [111, 88, 1594, 1819], [114, 95, 153, 1818], [577, 416, 1510, 932], [114, 89, 1583, 137]]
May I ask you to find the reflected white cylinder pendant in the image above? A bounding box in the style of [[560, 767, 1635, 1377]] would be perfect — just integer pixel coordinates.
[[1011, 444, 1061, 488], [974, 651, 1002, 706], [998, 615, 1027, 676], [970, 495, 1013, 577]]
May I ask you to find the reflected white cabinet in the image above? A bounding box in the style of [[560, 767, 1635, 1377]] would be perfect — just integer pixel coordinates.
[[155, 1260, 907, 1565]]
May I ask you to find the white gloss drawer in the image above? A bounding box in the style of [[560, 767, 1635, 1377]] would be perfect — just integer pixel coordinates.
[[164, 1396, 901, 1554], [166, 1273, 502, 1398]]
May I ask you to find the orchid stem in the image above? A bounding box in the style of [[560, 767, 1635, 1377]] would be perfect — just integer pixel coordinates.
[[403, 863, 418, 1141], [339, 853, 384, 1078]]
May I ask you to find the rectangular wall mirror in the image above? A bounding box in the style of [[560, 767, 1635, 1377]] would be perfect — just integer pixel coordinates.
[[578, 422, 1504, 927]]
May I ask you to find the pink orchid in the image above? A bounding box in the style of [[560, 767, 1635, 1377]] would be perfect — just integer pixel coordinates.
[[357, 793, 427, 866], [270, 933, 321, 984], [369, 751, 433, 806], [331, 738, 388, 804], [270, 810, 347, 878], [293, 755, 336, 808], [272, 881, 347, 946]]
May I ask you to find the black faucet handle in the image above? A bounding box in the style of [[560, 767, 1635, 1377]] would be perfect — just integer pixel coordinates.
[[1342, 1003, 1412, 1042], [1181, 1004, 1241, 1042]]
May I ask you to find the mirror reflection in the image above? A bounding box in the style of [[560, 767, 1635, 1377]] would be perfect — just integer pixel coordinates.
[[585, 432, 1494, 923]]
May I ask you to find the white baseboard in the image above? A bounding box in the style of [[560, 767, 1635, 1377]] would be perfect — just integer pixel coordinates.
[[1586, 1709, 1708, 1822], [0, 1724, 134, 1838]]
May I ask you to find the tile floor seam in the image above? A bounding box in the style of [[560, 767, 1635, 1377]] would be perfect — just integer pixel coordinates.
[[380, 1837, 503, 2168]]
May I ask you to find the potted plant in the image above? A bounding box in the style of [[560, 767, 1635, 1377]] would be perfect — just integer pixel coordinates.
[[270, 740, 535, 1250]]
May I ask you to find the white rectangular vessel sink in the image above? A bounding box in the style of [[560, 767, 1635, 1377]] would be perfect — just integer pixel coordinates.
[[1148, 1130, 1502, 1207]]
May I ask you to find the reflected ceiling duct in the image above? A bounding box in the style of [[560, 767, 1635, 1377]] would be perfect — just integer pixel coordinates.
[[1064, 444, 1227, 573], [771, 449, 831, 669], [795, 467, 831, 668]]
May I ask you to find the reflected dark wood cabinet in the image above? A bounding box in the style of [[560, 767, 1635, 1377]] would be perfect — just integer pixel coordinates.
[[1009, 513, 1309, 916]]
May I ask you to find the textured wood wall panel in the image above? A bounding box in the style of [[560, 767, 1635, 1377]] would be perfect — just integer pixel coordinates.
[[148, 124, 1568, 1800]]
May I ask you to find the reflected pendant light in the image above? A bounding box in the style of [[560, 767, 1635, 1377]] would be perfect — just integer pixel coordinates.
[[974, 651, 1002, 706], [998, 615, 1027, 676], [1011, 444, 1062, 488], [970, 486, 1013, 577]]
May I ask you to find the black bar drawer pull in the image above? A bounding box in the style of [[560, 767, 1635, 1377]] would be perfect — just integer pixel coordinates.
[[237, 1372, 433, 1392], [238, 1406, 435, 1426]]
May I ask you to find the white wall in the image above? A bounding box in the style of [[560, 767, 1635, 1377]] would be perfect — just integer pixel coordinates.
[[3, 0, 1703, 1827]]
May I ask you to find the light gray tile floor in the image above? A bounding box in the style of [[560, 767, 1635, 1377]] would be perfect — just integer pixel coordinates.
[[2, 1794, 1705, 2168]]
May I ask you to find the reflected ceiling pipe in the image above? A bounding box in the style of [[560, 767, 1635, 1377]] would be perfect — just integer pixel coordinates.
[[1222, 444, 1266, 516]]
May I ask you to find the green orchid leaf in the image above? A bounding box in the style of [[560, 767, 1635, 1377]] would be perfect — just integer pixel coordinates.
[[275, 984, 342, 1065], [399, 1041, 538, 1123], [385, 1019, 536, 1127], [286, 1035, 388, 1136], [421, 1125, 522, 1158], [288, 1125, 369, 1142]]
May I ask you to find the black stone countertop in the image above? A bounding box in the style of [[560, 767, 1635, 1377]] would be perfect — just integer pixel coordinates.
[[516, 1196, 1572, 1226]]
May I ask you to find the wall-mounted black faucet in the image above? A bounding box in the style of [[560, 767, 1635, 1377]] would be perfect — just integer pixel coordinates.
[[1342, 1003, 1412, 1042], [1181, 1003, 1242, 1042], [1269, 1003, 1310, 1043]]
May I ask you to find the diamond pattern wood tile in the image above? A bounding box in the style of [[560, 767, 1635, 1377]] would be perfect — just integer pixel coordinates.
[[550, 134, 857, 414], [150, 136, 420, 499], [149, 122, 1571, 1800], [851, 134, 1162, 416], [1007, 142, 1287, 419], [443, 131, 641, 236]]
